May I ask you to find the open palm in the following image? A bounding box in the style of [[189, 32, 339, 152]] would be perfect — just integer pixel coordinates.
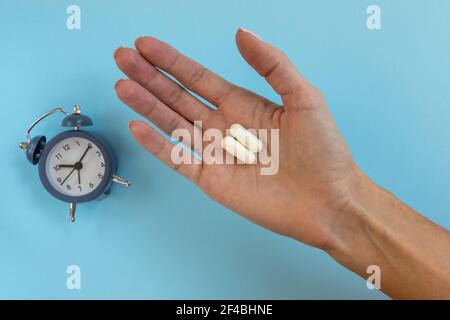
[[114, 29, 357, 249]]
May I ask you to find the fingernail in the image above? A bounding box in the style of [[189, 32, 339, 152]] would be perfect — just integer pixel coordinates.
[[134, 36, 144, 49], [114, 78, 126, 90], [238, 27, 262, 40], [113, 46, 123, 59], [128, 120, 136, 132]]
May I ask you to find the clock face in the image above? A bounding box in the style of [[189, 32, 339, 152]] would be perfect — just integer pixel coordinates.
[[45, 137, 106, 197]]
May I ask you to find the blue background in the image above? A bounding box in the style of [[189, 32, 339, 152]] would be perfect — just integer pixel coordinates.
[[1, 0, 449, 299]]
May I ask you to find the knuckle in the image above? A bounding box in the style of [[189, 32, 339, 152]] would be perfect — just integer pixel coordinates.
[[167, 52, 180, 71], [152, 140, 165, 158], [142, 66, 159, 88], [311, 86, 326, 104], [143, 99, 158, 119], [215, 86, 239, 107], [188, 65, 207, 87], [263, 59, 281, 78], [172, 161, 183, 173], [166, 87, 183, 106], [166, 116, 180, 134], [277, 49, 289, 61]]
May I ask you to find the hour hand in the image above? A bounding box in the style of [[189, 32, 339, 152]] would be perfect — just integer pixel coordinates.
[[56, 164, 76, 168]]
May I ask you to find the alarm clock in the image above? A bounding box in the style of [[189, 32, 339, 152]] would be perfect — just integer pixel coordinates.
[[19, 106, 130, 223]]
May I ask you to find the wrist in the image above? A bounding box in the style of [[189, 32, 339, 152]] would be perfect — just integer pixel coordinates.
[[324, 166, 384, 276], [323, 166, 450, 299]]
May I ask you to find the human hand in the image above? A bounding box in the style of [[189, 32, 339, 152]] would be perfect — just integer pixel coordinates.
[[114, 29, 450, 299], [114, 28, 362, 250]]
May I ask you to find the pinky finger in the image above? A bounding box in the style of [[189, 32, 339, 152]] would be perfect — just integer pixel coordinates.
[[129, 120, 201, 184]]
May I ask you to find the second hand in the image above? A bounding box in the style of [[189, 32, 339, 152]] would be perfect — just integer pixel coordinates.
[[60, 167, 76, 185]]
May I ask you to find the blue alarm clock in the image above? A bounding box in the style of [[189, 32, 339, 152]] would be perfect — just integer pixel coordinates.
[[19, 106, 130, 223]]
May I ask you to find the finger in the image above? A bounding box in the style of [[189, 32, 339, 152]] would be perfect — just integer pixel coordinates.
[[235, 28, 311, 99], [135, 36, 237, 107], [129, 120, 201, 184], [115, 79, 199, 153], [114, 47, 212, 123]]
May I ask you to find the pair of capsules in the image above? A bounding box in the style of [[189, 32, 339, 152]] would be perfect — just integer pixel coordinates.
[[222, 124, 263, 164]]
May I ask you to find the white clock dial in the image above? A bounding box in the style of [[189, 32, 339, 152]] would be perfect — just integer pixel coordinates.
[[45, 137, 106, 197]]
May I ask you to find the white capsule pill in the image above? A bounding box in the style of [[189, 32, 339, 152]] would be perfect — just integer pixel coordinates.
[[222, 136, 256, 164], [230, 123, 263, 153]]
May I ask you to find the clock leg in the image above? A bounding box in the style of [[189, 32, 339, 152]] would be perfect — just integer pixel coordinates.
[[112, 175, 131, 187], [69, 202, 76, 223]]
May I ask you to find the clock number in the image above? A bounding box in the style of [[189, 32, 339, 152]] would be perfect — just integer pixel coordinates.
[[77, 186, 82, 191], [98, 173, 103, 180], [75, 140, 81, 146], [66, 185, 71, 190], [100, 162, 105, 168], [62, 144, 70, 151], [57, 177, 62, 183], [96, 150, 102, 157], [89, 182, 94, 188], [53, 165, 60, 172], [55, 153, 62, 160]]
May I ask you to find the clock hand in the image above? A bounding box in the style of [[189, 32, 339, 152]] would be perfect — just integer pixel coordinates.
[[56, 164, 76, 168], [74, 145, 91, 185], [60, 167, 76, 185], [78, 145, 92, 163], [59, 145, 91, 186]]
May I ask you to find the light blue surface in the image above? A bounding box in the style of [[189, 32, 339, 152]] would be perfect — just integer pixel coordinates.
[[1, 0, 449, 299]]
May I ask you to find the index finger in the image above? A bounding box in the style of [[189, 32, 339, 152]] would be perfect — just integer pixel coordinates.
[[135, 36, 237, 108]]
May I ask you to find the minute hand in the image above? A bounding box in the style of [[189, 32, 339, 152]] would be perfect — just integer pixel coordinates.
[[78, 145, 92, 163]]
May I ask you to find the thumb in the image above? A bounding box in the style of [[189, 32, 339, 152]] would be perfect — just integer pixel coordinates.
[[235, 28, 310, 98]]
